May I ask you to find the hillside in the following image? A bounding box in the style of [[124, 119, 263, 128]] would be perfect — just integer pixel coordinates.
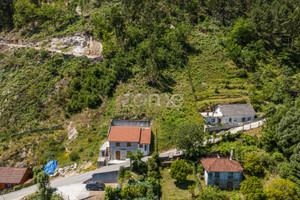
[[0, 0, 299, 197]]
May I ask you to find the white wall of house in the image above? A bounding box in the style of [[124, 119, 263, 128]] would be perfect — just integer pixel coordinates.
[[109, 142, 150, 160], [204, 106, 255, 125], [205, 115, 255, 125], [204, 170, 208, 186], [138, 144, 150, 156]]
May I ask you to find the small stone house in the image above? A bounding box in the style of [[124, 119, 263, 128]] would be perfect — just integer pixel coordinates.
[[200, 157, 243, 190], [201, 104, 256, 125], [99, 120, 151, 164], [0, 167, 32, 190]]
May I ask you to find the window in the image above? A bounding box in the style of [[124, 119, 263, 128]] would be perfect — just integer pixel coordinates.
[[234, 118, 237, 122], [102, 151, 105, 157], [208, 173, 212, 177], [139, 144, 143, 148], [127, 142, 131, 147], [228, 172, 233, 178], [229, 118, 232, 122], [116, 142, 120, 147], [211, 118, 215, 123], [5, 184, 13, 189], [215, 172, 220, 177], [248, 117, 251, 120]]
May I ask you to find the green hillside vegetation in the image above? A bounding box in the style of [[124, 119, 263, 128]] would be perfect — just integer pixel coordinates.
[[0, 0, 299, 197]]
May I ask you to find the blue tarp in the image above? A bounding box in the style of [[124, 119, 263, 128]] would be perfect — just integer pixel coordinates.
[[44, 160, 58, 175]]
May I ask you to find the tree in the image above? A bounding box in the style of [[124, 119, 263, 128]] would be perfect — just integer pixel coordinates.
[[170, 159, 190, 183], [34, 171, 52, 200], [104, 186, 120, 200], [13, 0, 36, 28], [118, 166, 126, 180], [266, 178, 299, 200], [240, 177, 265, 200], [172, 120, 205, 159], [243, 153, 263, 176], [277, 98, 300, 158], [197, 186, 229, 200], [128, 149, 147, 174], [289, 143, 300, 191]]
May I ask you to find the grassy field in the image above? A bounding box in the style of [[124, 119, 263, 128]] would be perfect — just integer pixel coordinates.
[[160, 168, 201, 200]]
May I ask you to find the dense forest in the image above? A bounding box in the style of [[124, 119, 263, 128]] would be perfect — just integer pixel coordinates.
[[0, 0, 299, 199]]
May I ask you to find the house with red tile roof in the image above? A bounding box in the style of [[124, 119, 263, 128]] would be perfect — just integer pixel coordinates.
[[200, 157, 243, 190], [98, 120, 151, 165], [0, 167, 32, 190]]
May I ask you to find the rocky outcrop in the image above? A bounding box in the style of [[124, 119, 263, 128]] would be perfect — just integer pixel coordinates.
[[0, 32, 103, 60]]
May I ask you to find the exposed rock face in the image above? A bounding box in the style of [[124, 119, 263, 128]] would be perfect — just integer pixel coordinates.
[[67, 121, 78, 141], [39, 32, 103, 59], [0, 32, 103, 59]]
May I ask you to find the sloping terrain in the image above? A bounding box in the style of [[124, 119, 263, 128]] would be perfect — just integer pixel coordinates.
[[0, 0, 299, 171]]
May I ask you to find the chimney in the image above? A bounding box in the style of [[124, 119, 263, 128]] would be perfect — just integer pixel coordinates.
[[230, 147, 234, 160]]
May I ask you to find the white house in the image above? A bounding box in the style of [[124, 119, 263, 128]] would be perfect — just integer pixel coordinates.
[[98, 120, 151, 165], [201, 104, 256, 126]]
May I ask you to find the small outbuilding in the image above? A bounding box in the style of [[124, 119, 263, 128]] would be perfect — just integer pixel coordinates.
[[0, 167, 32, 190], [200, 157, 243, 190]]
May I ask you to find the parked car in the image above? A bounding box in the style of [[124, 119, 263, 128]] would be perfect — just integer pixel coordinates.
[[86, 182, 105, 191]]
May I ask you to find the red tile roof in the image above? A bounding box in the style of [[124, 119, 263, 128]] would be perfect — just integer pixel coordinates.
[[107, 126, 151, 144], [24, 178, 34, 184], [140, 128, 151, 144], [200, 158, 243, 172], [0, 167, 28, 184]]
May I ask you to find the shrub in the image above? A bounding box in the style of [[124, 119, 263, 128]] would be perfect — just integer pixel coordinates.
[[138, 184, 147, 196], [278, 162, 292, 179], [2, 144, 8, 151], [69, 151, 80, 161], [89, 151, 94, 157], [13, 185, 21, 191], [237, 68, 248, 78], [33, 166, 42, 177], [243, 153, 263, 176], [214, 87, 219, 93], [198, 186, 228, 200], [271, 152, 284, 162], [118, 166, 126, 180], [58, 145, 65, 152], [138, 175, 144, 182], [170, 159, 190, 183], [240, 177, 265, 200], [78, 146, 84, 152], [104, 186, 120, 200], [266, 178, 299, 200]]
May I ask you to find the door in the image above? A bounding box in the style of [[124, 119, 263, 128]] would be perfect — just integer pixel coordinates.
[[116, 151, 120, 159], [227, 182, 233, 190]]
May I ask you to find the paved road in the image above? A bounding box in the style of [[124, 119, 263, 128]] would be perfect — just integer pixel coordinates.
[[2, 149, 182, 200], [2, 162, 130, 200], [2, 120, 263, 200]]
